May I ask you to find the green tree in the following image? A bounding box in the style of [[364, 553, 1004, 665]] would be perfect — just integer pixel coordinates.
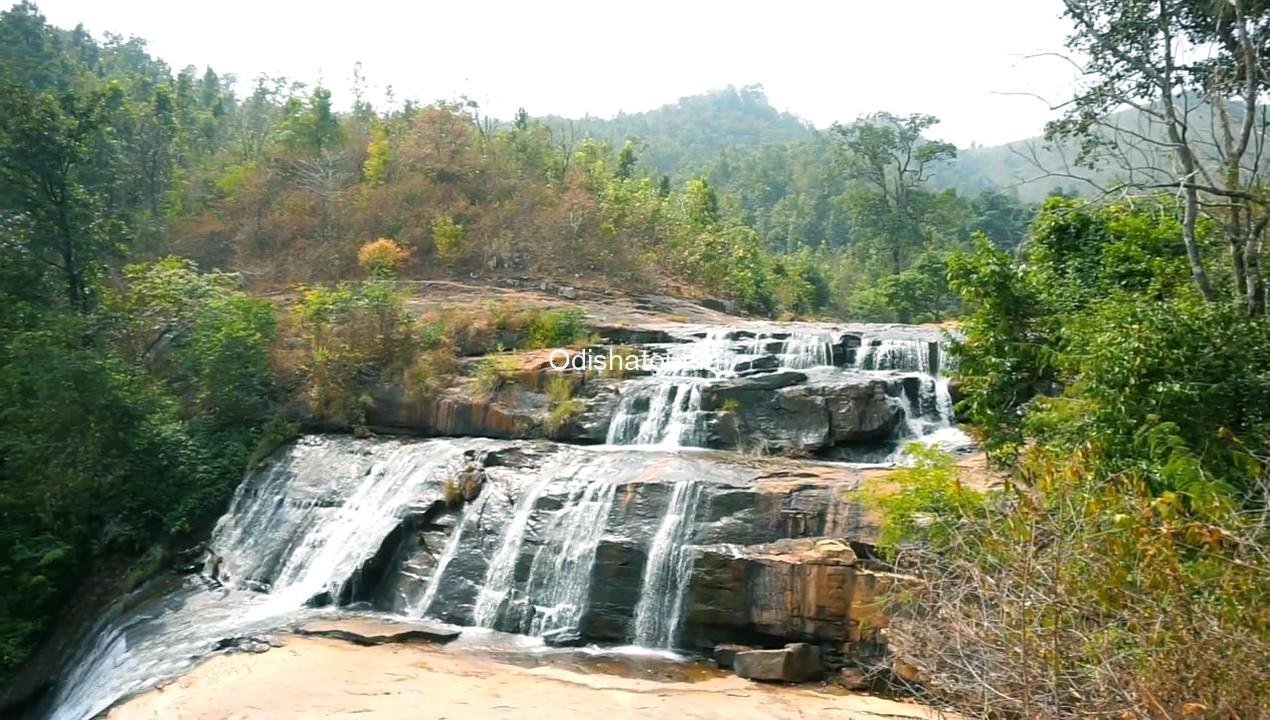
[[881, 245, 956, 322], [832, 112, 956, 273], [1052, 0, 1270, 314], [0, 83, 126, 310]]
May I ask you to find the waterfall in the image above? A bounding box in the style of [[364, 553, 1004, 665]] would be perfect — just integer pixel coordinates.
[[631, 479, 703, 647], [46, 436, 474, 720], [410, 493, 489, 618], [856, 337, 935, 373], [209, 438, 468, 609], [935, 377, 954, 424], [524, 479, 618, 635], [470, 473, 555, 628], [605, 381, 705, 447], [471, 458, 616, 635], [657, 328, 736, 377], [776, 332, 833, 369]]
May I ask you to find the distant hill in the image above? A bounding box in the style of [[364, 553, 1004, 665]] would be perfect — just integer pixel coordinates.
[[542, 85, 815, 179], [543, 88, 1265, 204], [932, 101, 1266, 202]]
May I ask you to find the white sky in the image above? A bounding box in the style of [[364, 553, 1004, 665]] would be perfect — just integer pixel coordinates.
[[34, 0, 1082, 147]]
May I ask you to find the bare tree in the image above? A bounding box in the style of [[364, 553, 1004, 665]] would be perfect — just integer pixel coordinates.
[[1033, 0, 1269, 315]]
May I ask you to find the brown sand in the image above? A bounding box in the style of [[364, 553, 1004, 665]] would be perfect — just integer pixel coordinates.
[[107, 636, 954, 720]]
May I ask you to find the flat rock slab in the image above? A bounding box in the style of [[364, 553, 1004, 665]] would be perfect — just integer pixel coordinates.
[[734, 643, 824, 683], [295, 617, 461, 646]]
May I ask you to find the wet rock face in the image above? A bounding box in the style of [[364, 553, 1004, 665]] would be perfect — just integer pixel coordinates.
[[364, 384, 547, 439], [287, 437, 882, 651], [300, 322, 951, 460], [698, 373, 905, 454]]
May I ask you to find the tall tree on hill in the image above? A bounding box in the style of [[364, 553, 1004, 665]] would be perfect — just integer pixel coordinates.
[[0, 83, 125, 311], [832, 112, 956, 273], [1050, 0, 1269, 315]]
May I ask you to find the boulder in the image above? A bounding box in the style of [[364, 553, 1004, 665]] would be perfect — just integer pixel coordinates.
[[733, 643, 824, 682], [681, 538, 900, 649], [541, 627, 585, 647], [732, 355, 779, 375], [829, 333, 863, 366], [700, 373, 905, 453], [816, 379, 903, 444], [713, 643, 756, 669], [296, 617, 462, 645], [360, 383, 546, 439]]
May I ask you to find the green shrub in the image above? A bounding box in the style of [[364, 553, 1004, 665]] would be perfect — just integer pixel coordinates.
[[545, 375, 584, 432], [884, 446, 1268, 720], [524, 308, 590, 348], [473, 354, 517, 395], [293, 278, 415, 423], [866, 444, 988, 555]]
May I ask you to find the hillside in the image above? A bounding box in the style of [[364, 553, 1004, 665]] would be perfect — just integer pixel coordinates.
[[543, 85, 815, 179]]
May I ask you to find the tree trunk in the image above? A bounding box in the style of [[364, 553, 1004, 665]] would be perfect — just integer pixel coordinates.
[[1246, 228, 1266, 316], [1227, 211, 1248, 300], [1182, 186, 1217, 301]]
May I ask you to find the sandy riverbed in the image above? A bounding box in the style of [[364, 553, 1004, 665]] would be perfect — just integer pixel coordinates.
[[106, 635, 953, 720]]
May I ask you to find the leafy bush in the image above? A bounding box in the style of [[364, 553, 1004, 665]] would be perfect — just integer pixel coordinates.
[[403, 346, 459, 407], [431, 214, 464, 266], [545, 374, 584, 432], [927, 197, 1270, 718], [357, 238, 410, 278], [884, 446, 1268, 720], [524, 308, 590, 348], [0, 260, 277, 681], [866, 444, 986, 554], [472, 354, 517, 395], [294, 279, 414, 423]]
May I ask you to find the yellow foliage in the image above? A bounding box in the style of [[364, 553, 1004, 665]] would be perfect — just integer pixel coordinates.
[[357, 237, 410, 277]]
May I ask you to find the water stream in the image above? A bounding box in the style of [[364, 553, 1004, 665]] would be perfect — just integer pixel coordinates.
[[42, 323, 971, 720], [631, 478, 704, 647]]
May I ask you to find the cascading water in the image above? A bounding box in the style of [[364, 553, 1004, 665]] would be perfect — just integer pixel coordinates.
[[470, 473, 556, 628], [212, 439, 469, 610], [606, 381, 706, 446], [470, 456, 617, 635], [410, 492, 491, 618], [46, 436, 478, 720], [855, 337, 934, 373], [631, 479, 704, 647], [524, 479, 618, 634], [44, 323, 978, 720], [775, 332, 834, 369]]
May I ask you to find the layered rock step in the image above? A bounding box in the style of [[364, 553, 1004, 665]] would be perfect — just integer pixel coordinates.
[[297, 322, 962, 460]]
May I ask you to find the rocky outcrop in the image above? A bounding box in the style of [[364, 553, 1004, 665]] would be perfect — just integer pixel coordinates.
[[680, 538, 903, 652], [365, 383, 546, 439], [294, 321, 949, 458], [295, 618, 461, 645], [699, 375, 905, 454], [733, 643, 825, 683]]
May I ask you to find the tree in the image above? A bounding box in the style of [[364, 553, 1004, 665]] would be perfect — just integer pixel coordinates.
[[1049, 0, 1270, 315], [881, 245, 956, 322], [615, 140, 637, 180], [280, 85, 344, 156], [832, 113, 956, 273], [0, 83, 125, 311]]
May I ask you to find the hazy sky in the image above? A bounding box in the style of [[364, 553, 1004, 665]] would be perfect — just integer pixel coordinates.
[[34, 0, 1082, 147]]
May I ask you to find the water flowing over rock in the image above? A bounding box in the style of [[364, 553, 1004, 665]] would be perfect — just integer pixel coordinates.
[[630, 478, 704, 647], [597, 323, 968, 457], [35, 323, 975, 719]]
